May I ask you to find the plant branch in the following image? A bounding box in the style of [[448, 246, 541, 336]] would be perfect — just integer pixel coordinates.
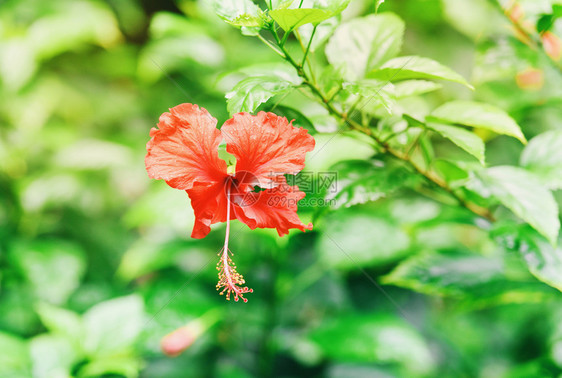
[[260, 25, 494, 221], [271, 31, 494, 221], [487, 0, 562, 73]]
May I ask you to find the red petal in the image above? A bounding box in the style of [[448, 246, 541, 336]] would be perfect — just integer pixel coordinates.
[[221, 112, 315, 187], [146, 104, 227, 190], [186, 181, 233, 239], [234, 178, 312, 236]]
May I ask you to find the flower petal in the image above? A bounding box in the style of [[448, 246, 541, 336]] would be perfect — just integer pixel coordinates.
[[234, 179, 312, 236], [187, 181, 232, 239], [146, 103, 227, 190], [221, 112, 315, 187]]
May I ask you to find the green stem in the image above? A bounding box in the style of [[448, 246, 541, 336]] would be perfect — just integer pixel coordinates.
[[300, 25, 317, 68], [262, 23, 495, 221]]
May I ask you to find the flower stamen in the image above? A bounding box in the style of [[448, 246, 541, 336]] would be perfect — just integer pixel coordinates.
[[216, 185, 253, 302]]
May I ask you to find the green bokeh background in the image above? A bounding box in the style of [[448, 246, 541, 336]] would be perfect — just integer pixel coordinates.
[[1, 0, 562, 377]]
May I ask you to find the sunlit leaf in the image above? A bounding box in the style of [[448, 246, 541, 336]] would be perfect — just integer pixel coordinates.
[[393, 80, 442, 98], [326, 13, 405, 80], [342, 80, 395, 114], [83, 295, 145, 357], [270, 8, 332, 31], [368, 56, 472, 88], [10, 240, 86, 305], [520, 130, 562, 189], [30, 334, 78, 378], [35, 303, 83, 342], [210, 0, 264, 31], [0, 332, 30, 377], [427, 122, 485, 164], [226, 75, 296, 114], [465, 166, 559, 244], [428, 101, 527, 144]]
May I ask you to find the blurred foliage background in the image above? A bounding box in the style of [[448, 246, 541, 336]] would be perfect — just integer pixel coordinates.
[[1, 0, 562, 377]]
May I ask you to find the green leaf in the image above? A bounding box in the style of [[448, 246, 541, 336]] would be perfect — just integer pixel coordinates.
[[30, 335, 78, 378], [494, 224, 562, 292], [77, 356, 142, 378], [325, 13, 405, 80], [382, 250, 504, 296], [465, 166, 560, 244], [393, 80, 442, 98], [428, 100, 527, 144], [299, 17, 340, 53], [36, 303, 83, 342], [28, 1, 122, 61], [317, 208, 410, 269], [382, 249, 559, 307], [226, 75, 296, 114], [308, 315, 434, 375], [0, 332, 30, 377], [10, 240, 86, 305], [83, 295, 145, 357], [520, 130, 562, 189], [342, 80, 395, 114], [427, 122, 485, 164], [271, 0, 295, 9], [211, 0, 264, 30], [368, 56, 472, 88], [270, 8, 332, 31], [326, 160, 415, 209], [536, 14, 554, 33]]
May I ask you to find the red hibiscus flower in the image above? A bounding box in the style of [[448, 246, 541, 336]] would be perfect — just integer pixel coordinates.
[[145, 104, 315, 302]]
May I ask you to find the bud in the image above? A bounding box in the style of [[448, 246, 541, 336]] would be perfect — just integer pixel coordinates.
[[542, 31, 562, 61], [161, 324, 198, 357], [515, 68, 544, 90], [160, 309, 220, 357]]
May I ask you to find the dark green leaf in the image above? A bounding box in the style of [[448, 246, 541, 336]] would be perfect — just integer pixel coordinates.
[[382, 249, 559, 307], [382, 250, 504, 296], [494, 224, 562, 292], [536, 14, 554, 34], [428, 100, 527, 144], [317, 208, 410, 269], [309, 315, 434, 375], [326, 160, 415, 209]]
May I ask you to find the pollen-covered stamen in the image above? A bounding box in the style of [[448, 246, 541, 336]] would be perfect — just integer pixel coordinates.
[[216, 183, 253, 302]]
